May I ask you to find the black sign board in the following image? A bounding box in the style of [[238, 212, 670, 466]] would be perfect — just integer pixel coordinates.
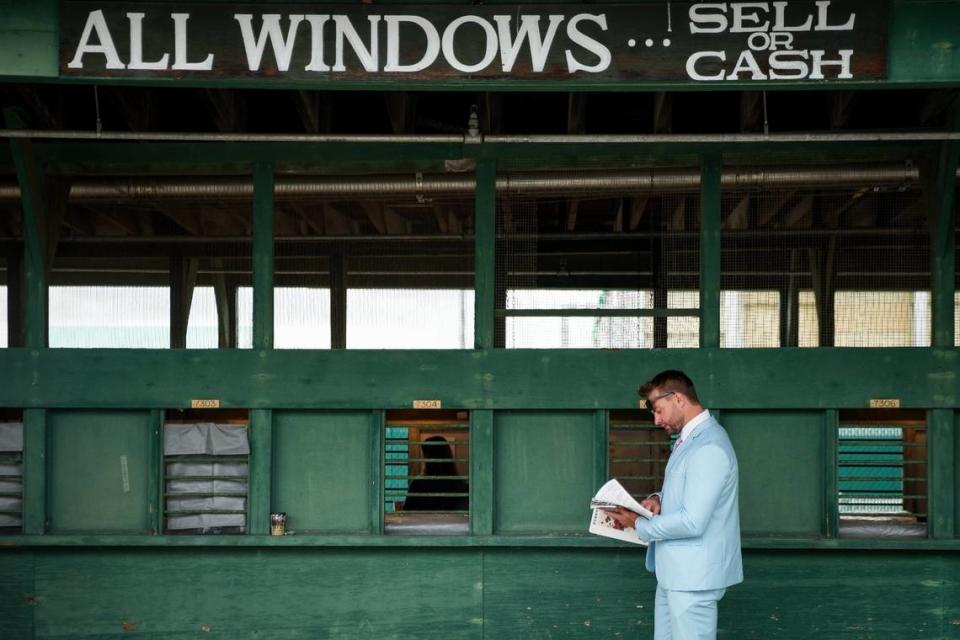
[[60, 1, 887, 83]]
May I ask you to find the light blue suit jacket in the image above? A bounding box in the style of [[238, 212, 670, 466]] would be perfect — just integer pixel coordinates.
[[634, 416, 743, 592]]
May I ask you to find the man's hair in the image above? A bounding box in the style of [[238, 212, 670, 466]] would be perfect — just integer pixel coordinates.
[[638, 370, 700, 404]]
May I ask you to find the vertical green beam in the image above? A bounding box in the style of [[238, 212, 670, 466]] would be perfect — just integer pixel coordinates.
[[370, 410, 384, 535], [6, 112, 47, 348], [148, 409, 163, 534], [926, 103, 958, 539], [330, 252, 347, 349], [474, 160, 496, 349], [931, 106, 959, 349], [22, 409, 46, 535], [929, 410, 955, 539], [252, 162, 274, 350], [470, 409, 494, 536], [6, 247, 24, 347], [824, 409, 839, 538], [248, 409, 273, 535], [699, 154, 722, 348], [170, 258, 187, 349], [594, 410, 608, 489]]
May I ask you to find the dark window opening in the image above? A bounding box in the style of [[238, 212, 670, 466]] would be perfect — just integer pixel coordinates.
[[384, 409, 469, 535], [838, 409, 927, 539], [0, 409, 23, 534], [608, 410, 671, 503]]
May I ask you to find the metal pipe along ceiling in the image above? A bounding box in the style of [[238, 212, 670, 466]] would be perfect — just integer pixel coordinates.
[[0, 164, 930, 201]]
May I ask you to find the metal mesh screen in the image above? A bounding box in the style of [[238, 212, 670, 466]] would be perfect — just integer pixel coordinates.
[[609, 412, 670, 503], [384, 411, 469, 535], [837, 410, 927, 539], [273, 182, 475, 349], [47, 180, 253, 349], [721, 179, 929, 347], [497, 188, 700, 348]]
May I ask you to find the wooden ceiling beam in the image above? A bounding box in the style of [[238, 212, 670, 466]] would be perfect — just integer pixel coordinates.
[[722, 195, 751, 230]]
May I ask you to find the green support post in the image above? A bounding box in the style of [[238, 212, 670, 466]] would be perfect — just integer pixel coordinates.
[[6, 108, 48, 349], [148, 409, 163, 534], [248, 409, 273, 535], [252, 162, 274, 350], [474, 160, 496, 350], [330, 252, 347, 349], [370, 410, 384, 535], [21, 409, 47, 535], [9, 109, 53, 535], [594, 410, 608, 490], [929, 409, 955, 539], [925, 102, 958, 539], [470, 410, 494, 536], [699, 154, 722, 349], [930, 103, 959, 349], [824, 409, 839, 538]]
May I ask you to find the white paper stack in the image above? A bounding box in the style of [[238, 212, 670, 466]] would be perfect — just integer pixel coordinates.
[[587, 479, 654, 546], [590, 479, 654, 519]]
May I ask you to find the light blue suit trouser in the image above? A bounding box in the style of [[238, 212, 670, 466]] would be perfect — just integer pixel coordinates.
[[654, 585, 727, 640]]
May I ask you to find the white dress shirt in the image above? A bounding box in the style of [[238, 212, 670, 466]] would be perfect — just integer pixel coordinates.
[[676, 409, 710, 447]]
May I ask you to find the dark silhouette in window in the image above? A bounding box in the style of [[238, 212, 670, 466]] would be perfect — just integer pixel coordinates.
[[403, 435, 469, 512]]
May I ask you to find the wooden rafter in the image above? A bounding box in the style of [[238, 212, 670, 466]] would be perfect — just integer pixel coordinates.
[[757, 190, 796, 227], [722, 195, 751, 230], [628, 196, 648, 231]]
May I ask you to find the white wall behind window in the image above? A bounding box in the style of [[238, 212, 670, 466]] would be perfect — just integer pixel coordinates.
[[505, 290, 653, 348], [49, 286, 169, 348], [237, 287, 331, 349], [348, 289, 472, 349], [186, 286, 218, 349]]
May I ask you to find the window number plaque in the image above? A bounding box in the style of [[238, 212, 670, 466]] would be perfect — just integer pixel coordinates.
[[191, 399, 221, 409], [869, 398, 900, 409], [413, 400, 441, 409]]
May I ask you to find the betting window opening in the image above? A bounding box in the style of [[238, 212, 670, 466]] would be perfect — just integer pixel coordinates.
[[384, 410, 469, 535], [608, 410, 671, 504], [164, 409, 250, 535], [837, 409, 927, 539], [0, 410, 23, 534]]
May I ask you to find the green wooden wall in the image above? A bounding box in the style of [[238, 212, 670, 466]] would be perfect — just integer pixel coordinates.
[[2, 1, 960, 631], [1, 548, 959, 639]]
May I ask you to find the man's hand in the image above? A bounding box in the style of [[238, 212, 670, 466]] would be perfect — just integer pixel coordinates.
[[641, 495, 661, 516], [608, 507, 639, 530]]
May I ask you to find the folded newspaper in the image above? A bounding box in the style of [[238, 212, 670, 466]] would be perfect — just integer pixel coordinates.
[[588, 479, 654, 545]]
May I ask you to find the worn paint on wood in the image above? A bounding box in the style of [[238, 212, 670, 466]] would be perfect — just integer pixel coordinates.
[[494, 411, 596, 533], [47, 410, 153, 534], [725, 411, 825, 536], [273, 411, 373, 533], [0, 548, 959, 638], [0, 348, 955, 410]]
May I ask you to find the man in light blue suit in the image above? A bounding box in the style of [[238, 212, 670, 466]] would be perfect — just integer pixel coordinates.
[[609, 370, 742, 640]]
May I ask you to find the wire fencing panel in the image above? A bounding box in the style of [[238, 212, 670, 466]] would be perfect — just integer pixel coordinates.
[[496, 183, 700, 348], [721, 176, 929, 348]]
